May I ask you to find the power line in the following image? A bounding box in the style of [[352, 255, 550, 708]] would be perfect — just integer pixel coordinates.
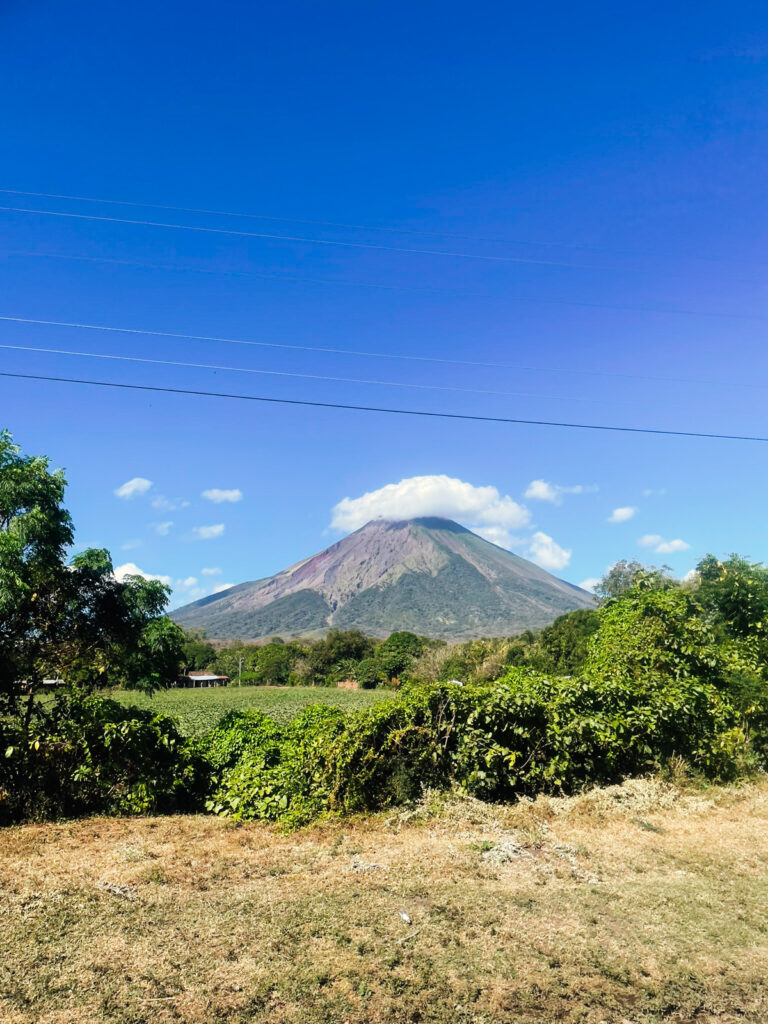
[[0, 206, 592, 268], [0, 341, 618, 406], [0, 186, 751, 269], [1, 369, 765, 442], [0, 313, 763, 393], [7, 249, 763, 323]]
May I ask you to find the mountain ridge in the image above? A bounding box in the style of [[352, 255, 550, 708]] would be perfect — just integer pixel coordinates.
[[172, 517, 596, 640]]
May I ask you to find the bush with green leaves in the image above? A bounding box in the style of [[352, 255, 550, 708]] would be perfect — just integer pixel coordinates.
[[200, 670, 747, 828], [1, 692, 202, 824]]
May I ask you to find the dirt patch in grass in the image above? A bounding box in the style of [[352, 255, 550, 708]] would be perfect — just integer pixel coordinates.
[[2, 777, 768, 1023]]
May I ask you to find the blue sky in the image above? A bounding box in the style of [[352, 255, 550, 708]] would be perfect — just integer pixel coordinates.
[[2, 1, 768, 608]]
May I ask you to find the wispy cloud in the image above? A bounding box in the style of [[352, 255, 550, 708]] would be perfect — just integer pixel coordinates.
[[524, 480, 596, 505], [638, 534, 690, 555], [577, 577, 601, 593], [151, 495, 189, 511], [115, 477, 152, 499], [152, 521, 174, 536], [201, 567, 222, 576], [202, 488, 243, 504], [191, 524, 225, 540], [608, 506, 637, 523]]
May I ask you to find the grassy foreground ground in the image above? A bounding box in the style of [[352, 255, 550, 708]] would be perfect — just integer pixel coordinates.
[[111, 684, 393, 734], [2, 778, 768, 1024]]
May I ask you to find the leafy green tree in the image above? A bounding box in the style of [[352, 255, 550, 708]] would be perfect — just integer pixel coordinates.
[[696, 554, 768, 642], [532, 609, 600, 674], [0, 431, 184, 743], [377, 631, 424, 680], [306, 629, 375, 684], [181, 629, 216, 672], [584, 583, 751, 688], [594, 559, 669, 599]]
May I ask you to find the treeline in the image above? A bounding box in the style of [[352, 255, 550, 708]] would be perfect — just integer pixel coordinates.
[[184, 629, 428, 688], [183, 611, 601, 689]]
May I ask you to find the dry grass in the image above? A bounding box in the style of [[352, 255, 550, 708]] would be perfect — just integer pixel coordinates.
[[2, 777, 768, 1023]]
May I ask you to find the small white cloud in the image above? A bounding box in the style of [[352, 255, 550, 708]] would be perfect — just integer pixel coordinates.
[[473, 525, 527, 549], [656, 538, 690, 554], [638, 534, 690, 555], [213, 582, 236, 593], [638, 534, 663, 548], [121, 539, 142, 551], [152, 521, 174, 536], [151, 495, 189, 511], [114, 562, 172, 586], [577, 577, 601, 593], [177, 576, 198, 588], [681, 568, 699, 583], [331, 474, 530, 535], [525, 531, 572, 571], [524, 480, 594, 505], [201, 567, 222, 576], [202, 488, 243, 504], [608, 506, 637, 523], [114, 477, 152, 499], [192, 524, 225, 540]]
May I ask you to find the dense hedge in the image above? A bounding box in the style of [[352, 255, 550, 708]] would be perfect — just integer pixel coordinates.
[[1, 669, 757, 827], [200, 670, 748, 827], [0, 693, 203, 824]]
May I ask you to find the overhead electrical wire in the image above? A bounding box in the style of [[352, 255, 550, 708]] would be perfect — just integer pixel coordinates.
[[0, 313, 764, 393], [0, 186, 751, 268], [0, 341, 617, 406], [0, 206, 593, 268], [1, 369, 766, 443], [6, 249, 762, 323]]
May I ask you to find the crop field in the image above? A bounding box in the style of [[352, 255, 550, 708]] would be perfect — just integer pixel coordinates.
[[3, 777, 768, 1024], [111, 685, 393, 735]]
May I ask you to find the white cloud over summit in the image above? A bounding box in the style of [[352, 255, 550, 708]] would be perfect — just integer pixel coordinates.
[[330, 475, 531, 546]]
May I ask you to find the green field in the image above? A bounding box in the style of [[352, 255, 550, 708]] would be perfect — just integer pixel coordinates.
[[111, 684, 393, 735]]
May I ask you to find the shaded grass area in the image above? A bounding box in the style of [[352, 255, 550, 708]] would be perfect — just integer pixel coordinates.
[[110, 685, 393, 735], [2, 778, 768, 1023]]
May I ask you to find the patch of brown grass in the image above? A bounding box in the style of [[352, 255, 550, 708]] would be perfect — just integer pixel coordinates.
[[2, 777, 768, 1023]]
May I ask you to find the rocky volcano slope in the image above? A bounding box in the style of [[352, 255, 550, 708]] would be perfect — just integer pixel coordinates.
[[172, 517, 596, 640]]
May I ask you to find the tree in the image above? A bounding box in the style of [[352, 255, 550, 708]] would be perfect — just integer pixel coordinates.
[[377, 631, 423, 680], [584, 583, 750, 688], [533, 608, 600, 674], [594, 560, 670, 600], [0, 431, 183, 737], [181, 629, 216, 672], [696, 554, 768, 642]]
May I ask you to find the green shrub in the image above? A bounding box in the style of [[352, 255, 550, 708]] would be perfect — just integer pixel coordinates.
[[201, 705, 347, 826], [198, 671, 747, 828], [0, 692, 202, 824]]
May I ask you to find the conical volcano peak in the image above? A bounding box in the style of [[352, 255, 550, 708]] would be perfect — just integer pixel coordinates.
[[173, 518, 595, 641]]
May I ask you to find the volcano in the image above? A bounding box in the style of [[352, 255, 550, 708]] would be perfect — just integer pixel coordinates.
[[172, 517, 596, 640]]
